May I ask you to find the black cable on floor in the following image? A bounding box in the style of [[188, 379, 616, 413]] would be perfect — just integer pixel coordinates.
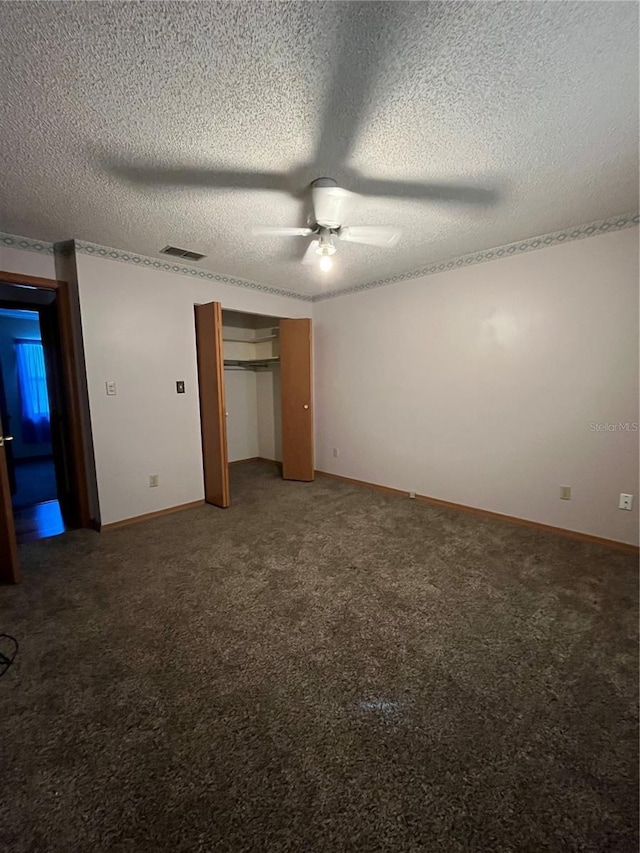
[[0, 634, 18, 679]]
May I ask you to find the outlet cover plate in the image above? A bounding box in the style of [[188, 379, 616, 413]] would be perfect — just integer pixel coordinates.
[[560, 485, 571, 500], [618, 493, 633, 510]]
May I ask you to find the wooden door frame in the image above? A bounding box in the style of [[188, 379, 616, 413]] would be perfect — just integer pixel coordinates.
[[195, 301, 230, 508], [0, 270, 93, 529], [0, 410, 19, 583], [0, 356, 17, 495]]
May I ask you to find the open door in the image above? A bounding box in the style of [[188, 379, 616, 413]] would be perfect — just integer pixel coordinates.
[[38, 301, 76, 526], [195, 301, 230, 507], [0, 413, 19, 584], [280, 318, 314, 481]]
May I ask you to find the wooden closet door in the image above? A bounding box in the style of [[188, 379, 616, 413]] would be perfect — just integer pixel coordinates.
[[280, 318, 314, 481], [0, 413, 19, 583], [195, 302, 230, 507]]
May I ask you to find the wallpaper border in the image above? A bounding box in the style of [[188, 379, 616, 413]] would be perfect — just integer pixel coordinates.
[[0, 231, 312, 302], [2, 210, 638, 304], [313, 211, 640, 302], [0, 233, 54, 255]]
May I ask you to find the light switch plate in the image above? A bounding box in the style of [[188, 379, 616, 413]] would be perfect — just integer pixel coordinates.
[[176, 381, 185, 394], [560, 485, 571, 500]]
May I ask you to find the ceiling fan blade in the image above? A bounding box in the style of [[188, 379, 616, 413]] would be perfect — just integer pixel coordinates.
[[302, 240, 320, 265], [313, 3, 401, 171], [339, 226, 401, 248], [100, 154, 289, 191], [350, 176, 500, 206], [250, 226, 314, 237]]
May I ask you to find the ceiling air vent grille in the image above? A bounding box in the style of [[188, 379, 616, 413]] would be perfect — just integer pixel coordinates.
[[160, 245, 206, 261]]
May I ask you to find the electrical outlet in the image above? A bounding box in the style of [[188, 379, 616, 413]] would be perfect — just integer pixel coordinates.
[[409, 491, 416, 499], [105, 380, 116, 396], [149, 474, 159, 488], [618, 493, 633, 511], [559, 485, 571, 500], [333, 447, 339, 458]]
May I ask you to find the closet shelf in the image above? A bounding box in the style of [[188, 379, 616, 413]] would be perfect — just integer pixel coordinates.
[[224, 357, 280, 371], [222, 334, 278, 343]]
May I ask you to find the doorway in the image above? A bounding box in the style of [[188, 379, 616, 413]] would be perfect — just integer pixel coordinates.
[[0, 305, 65, 542], [0, 270, 96, 584]]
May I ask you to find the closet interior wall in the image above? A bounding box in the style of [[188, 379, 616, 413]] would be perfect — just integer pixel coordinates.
[[222, 310, 281, 464]]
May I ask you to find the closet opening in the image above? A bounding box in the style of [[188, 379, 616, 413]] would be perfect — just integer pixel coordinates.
[[223, 309, 282, 468], [194, 302, 313, 509]]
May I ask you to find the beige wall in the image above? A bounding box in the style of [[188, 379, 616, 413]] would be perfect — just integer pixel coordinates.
[[224, 369, 282, 463], [0, 244, 56, 280], [225, 370, 259, 462], [256, 367, 282, 462], [314, 227, 639, 546]]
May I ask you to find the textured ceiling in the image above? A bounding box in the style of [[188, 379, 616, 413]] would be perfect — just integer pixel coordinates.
[[0, 1, 637, 296]]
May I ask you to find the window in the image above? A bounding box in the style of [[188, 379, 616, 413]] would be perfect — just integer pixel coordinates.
[[15, 340, 51, 443]]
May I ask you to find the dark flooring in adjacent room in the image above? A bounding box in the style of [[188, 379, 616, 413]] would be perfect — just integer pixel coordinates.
[[10, 457, 64, 543], [11, 456, 58, 509], [1, 460, 638, 852], [13, 499, 65, 544]]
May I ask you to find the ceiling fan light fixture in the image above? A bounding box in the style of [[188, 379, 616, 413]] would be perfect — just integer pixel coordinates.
[[315, 234, 336, 257]]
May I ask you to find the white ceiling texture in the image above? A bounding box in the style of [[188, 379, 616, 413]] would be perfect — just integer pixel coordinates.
[[0, 1, 637, 297]]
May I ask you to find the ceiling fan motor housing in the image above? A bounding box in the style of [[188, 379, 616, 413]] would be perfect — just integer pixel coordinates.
[[311, 178, 354, 230]]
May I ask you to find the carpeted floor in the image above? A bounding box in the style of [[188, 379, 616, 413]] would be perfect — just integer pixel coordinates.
[[1, 460, 638, 852]]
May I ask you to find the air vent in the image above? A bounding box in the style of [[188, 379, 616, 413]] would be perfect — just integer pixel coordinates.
[[160, 245, 206, 261]]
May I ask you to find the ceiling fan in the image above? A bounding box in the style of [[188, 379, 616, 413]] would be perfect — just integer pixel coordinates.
[[97, 6, 500, 273], [251, 177, 401, 271]]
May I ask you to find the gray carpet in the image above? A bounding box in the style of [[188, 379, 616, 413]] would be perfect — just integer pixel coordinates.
[[1, 460, 638, 852]]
